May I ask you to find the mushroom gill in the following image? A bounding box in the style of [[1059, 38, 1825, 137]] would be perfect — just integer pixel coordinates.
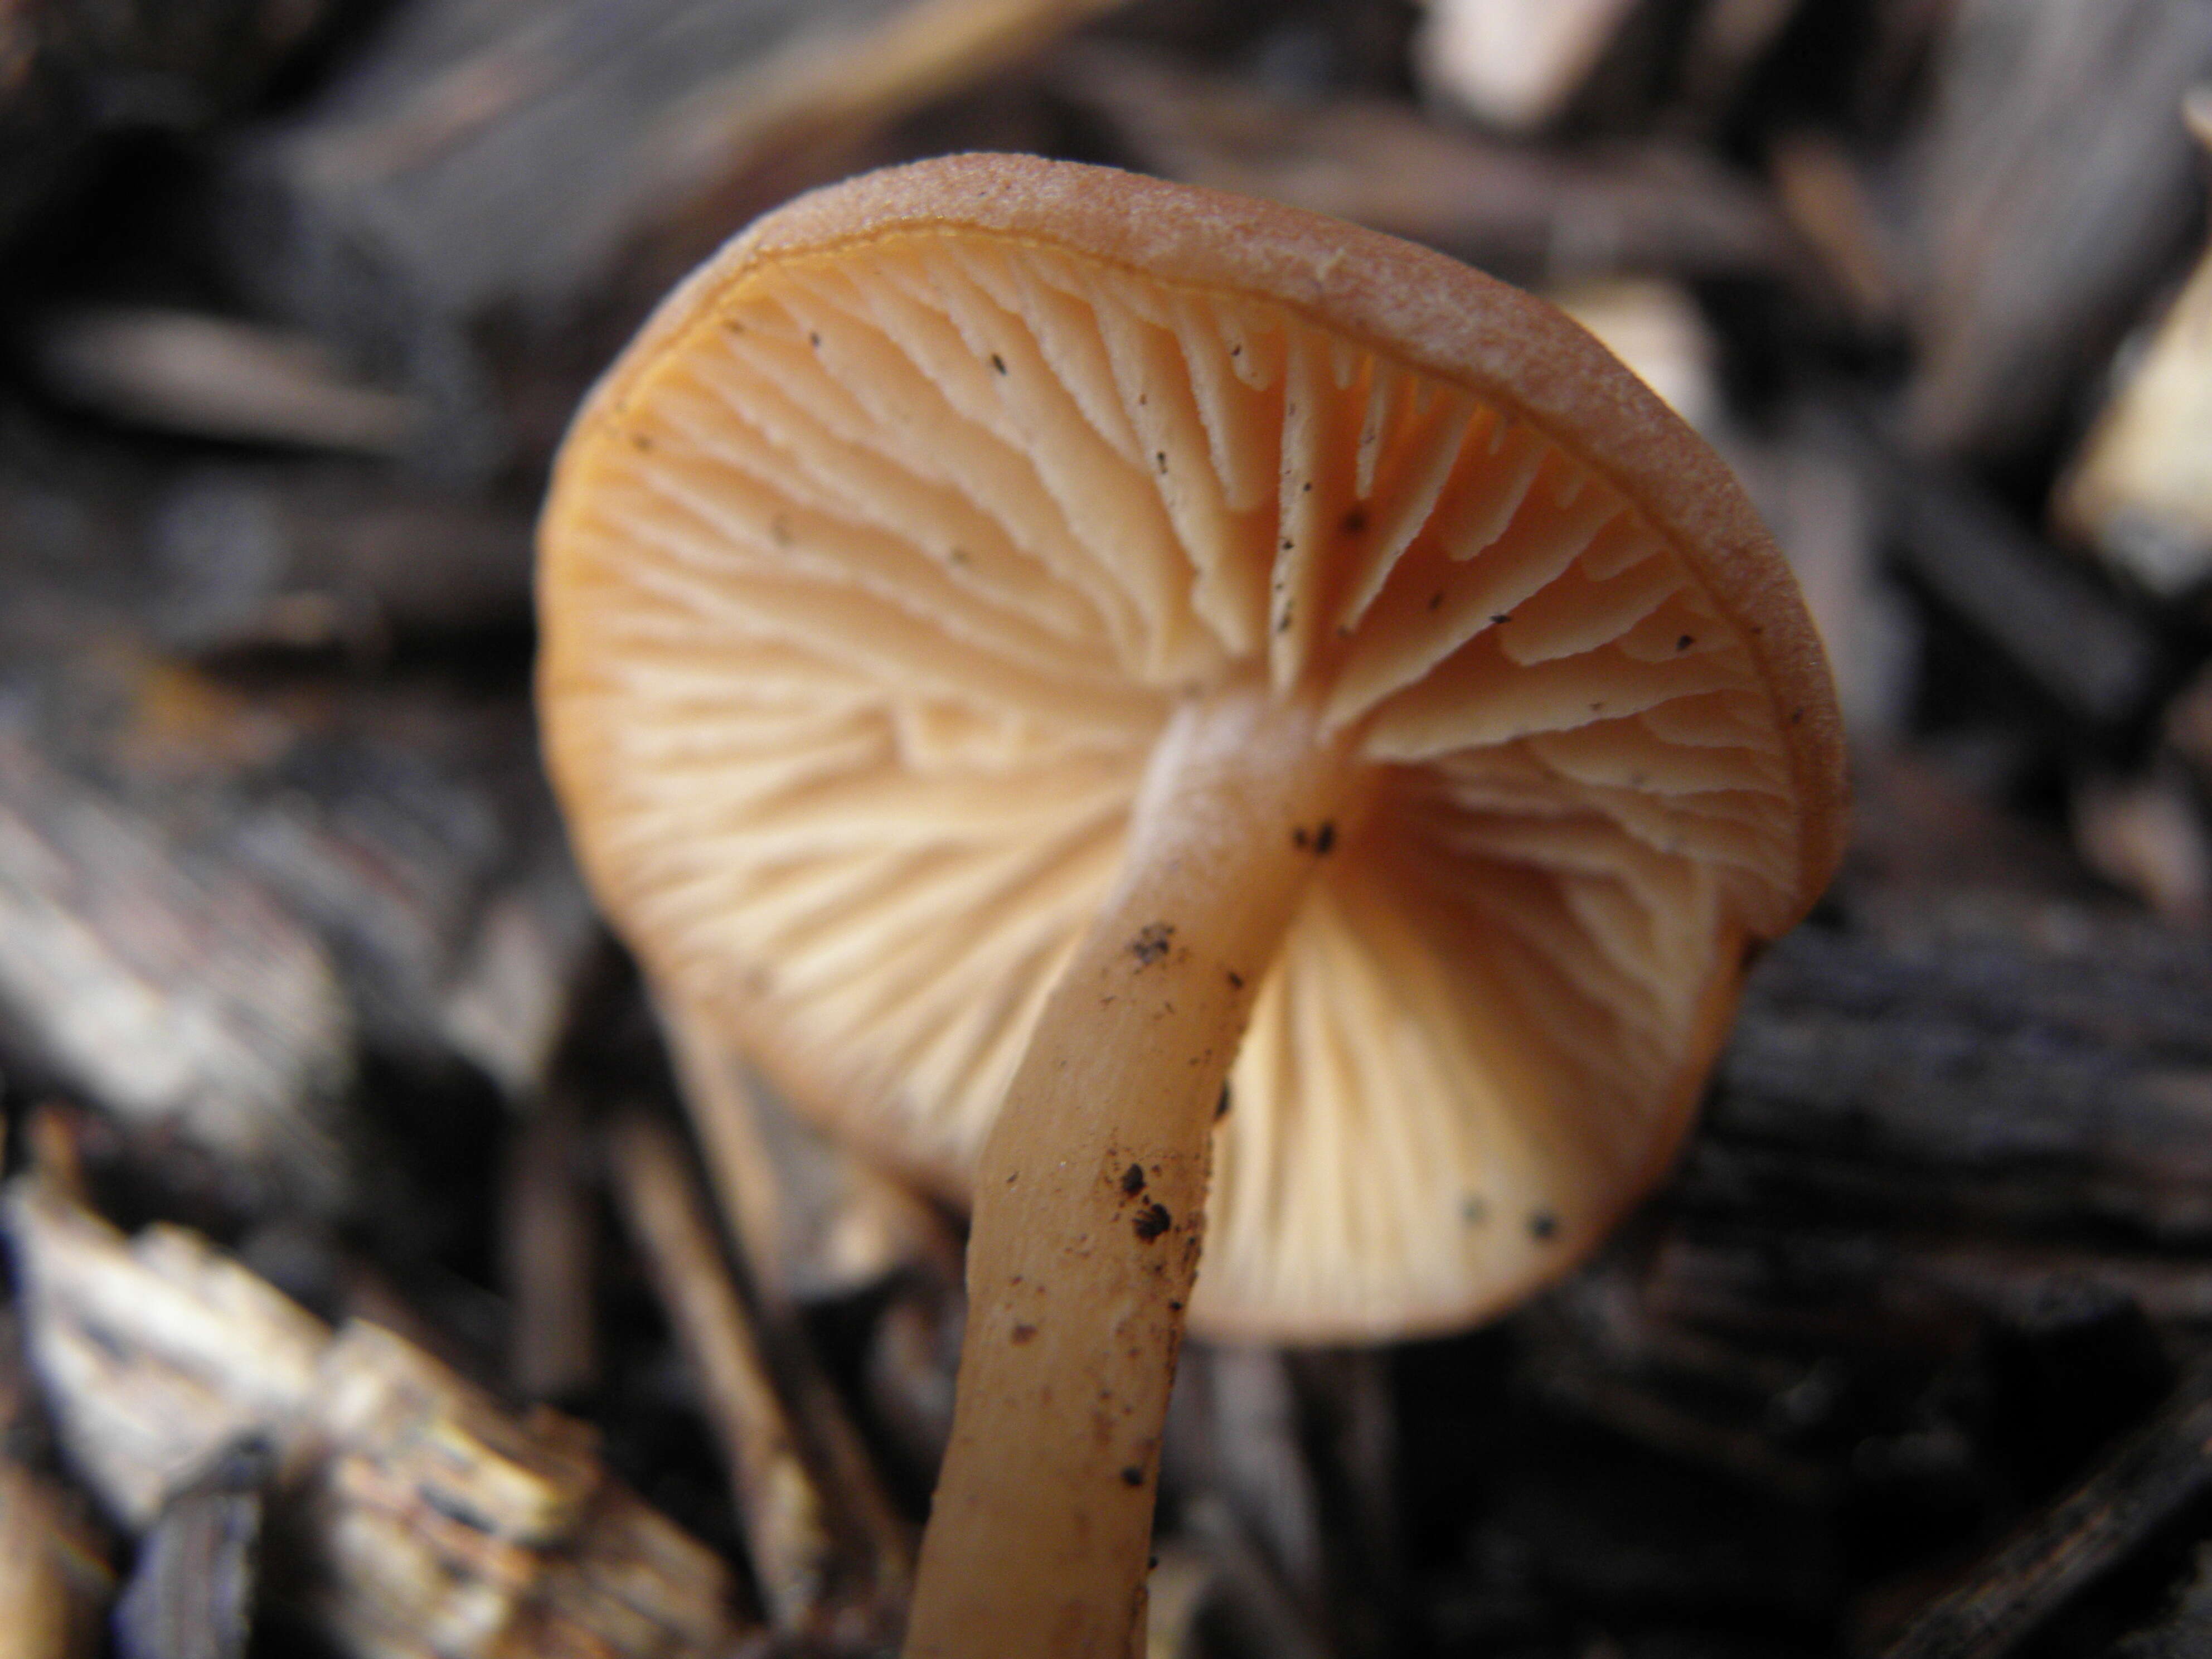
[[544, 224, 1816, 1341]]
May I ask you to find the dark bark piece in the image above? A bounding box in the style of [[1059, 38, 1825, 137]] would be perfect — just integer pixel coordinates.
[[1877, 1368, 2212, 1659], [1904, 0, 2212, 463], [1842, 746, 2095, 905], [0, 0, 332, 243], [605, 1109, 915, 1646], [1289, 1348, 1406, 1659], [1673, 0, 1804, 133], [435, 840, 600, 1102], [773, 1330, 915, 1648], [1525, 1248, 1892, 1507], [651, 1011, 935, 1631], [1181, 1493, 1337, 1659], [864, 1273, 963, 1486], [1778, 894, 2212, 1076], [221, 0, 1126, 470], [501, 1097, 598, 1403], [199, 696, 595, 1094], [0, 440, 531, 660], [647, 1006, 933, 1638], [113, 1441, 269, 1659], [1051, 42, 1807, 287], [1651, 1226, 2212, 1345], [147, 464, 535, 655], [1694, 903, 2212, 1236], [1482, 1423, 1842, 1619], [422, 827, 597, 1106], [1514, 1328, 1835, 1505], [1839, 413, 2162, 730], [1164, 1343, 1325, 1605], [2109, 1543, 2212, 1659]]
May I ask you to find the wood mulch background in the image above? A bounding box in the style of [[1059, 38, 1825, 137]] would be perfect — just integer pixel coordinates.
[[4, 1, 2212, 1656]]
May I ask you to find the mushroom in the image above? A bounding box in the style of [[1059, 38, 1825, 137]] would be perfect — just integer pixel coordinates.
[[537, 155, 1845, 1656]]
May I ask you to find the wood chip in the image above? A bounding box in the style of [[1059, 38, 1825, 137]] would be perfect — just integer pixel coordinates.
[[435, 845, 599, 1103], [864, 1275, 963, 1485], [4, 1177, 329, 1531], [603, 1112, 840, 1635], [293, 1322, 739, 1659], [2053, 94, 2212, 599], [1768, 129, 1905, 329], [659, 999, 945, 1307], [1414, 0, 1643, 133], [1179, 1495, 1335, 1659], [1142, 1542, 1216, 1659], [2073, 769, 2212, 926], [32, 309, 421, 455], [0, 491, 594, 1108], [1549, 276, 1720, 430], [1655, 1230, 2212, 1336], [1878, 1367, 2212, 1659], [5, 1177, 743, 1658], [0, 732, 353, 1209]]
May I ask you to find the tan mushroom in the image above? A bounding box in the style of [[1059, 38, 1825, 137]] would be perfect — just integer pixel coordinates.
[[537, 154, 1845, 1657]]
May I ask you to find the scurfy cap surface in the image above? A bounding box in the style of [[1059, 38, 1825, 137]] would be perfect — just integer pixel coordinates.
[[539, 153, 1845, 1341]]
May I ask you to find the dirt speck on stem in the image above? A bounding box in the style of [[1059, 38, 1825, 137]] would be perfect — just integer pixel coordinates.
[[1128, 923, 1174, 967]]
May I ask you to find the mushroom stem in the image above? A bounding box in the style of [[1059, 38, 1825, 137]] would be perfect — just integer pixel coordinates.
[[905, 679, 1369, 1659]]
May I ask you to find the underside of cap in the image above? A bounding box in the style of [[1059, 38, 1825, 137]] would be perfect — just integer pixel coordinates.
[[540, 154, 1845, 1341]]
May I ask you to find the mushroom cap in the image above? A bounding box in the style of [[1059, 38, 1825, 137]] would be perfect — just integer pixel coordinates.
[[539, 154, 1845, 1342]]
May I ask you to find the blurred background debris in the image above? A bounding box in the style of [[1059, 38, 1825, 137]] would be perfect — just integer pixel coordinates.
[[7, 1, 2212, 1655]]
